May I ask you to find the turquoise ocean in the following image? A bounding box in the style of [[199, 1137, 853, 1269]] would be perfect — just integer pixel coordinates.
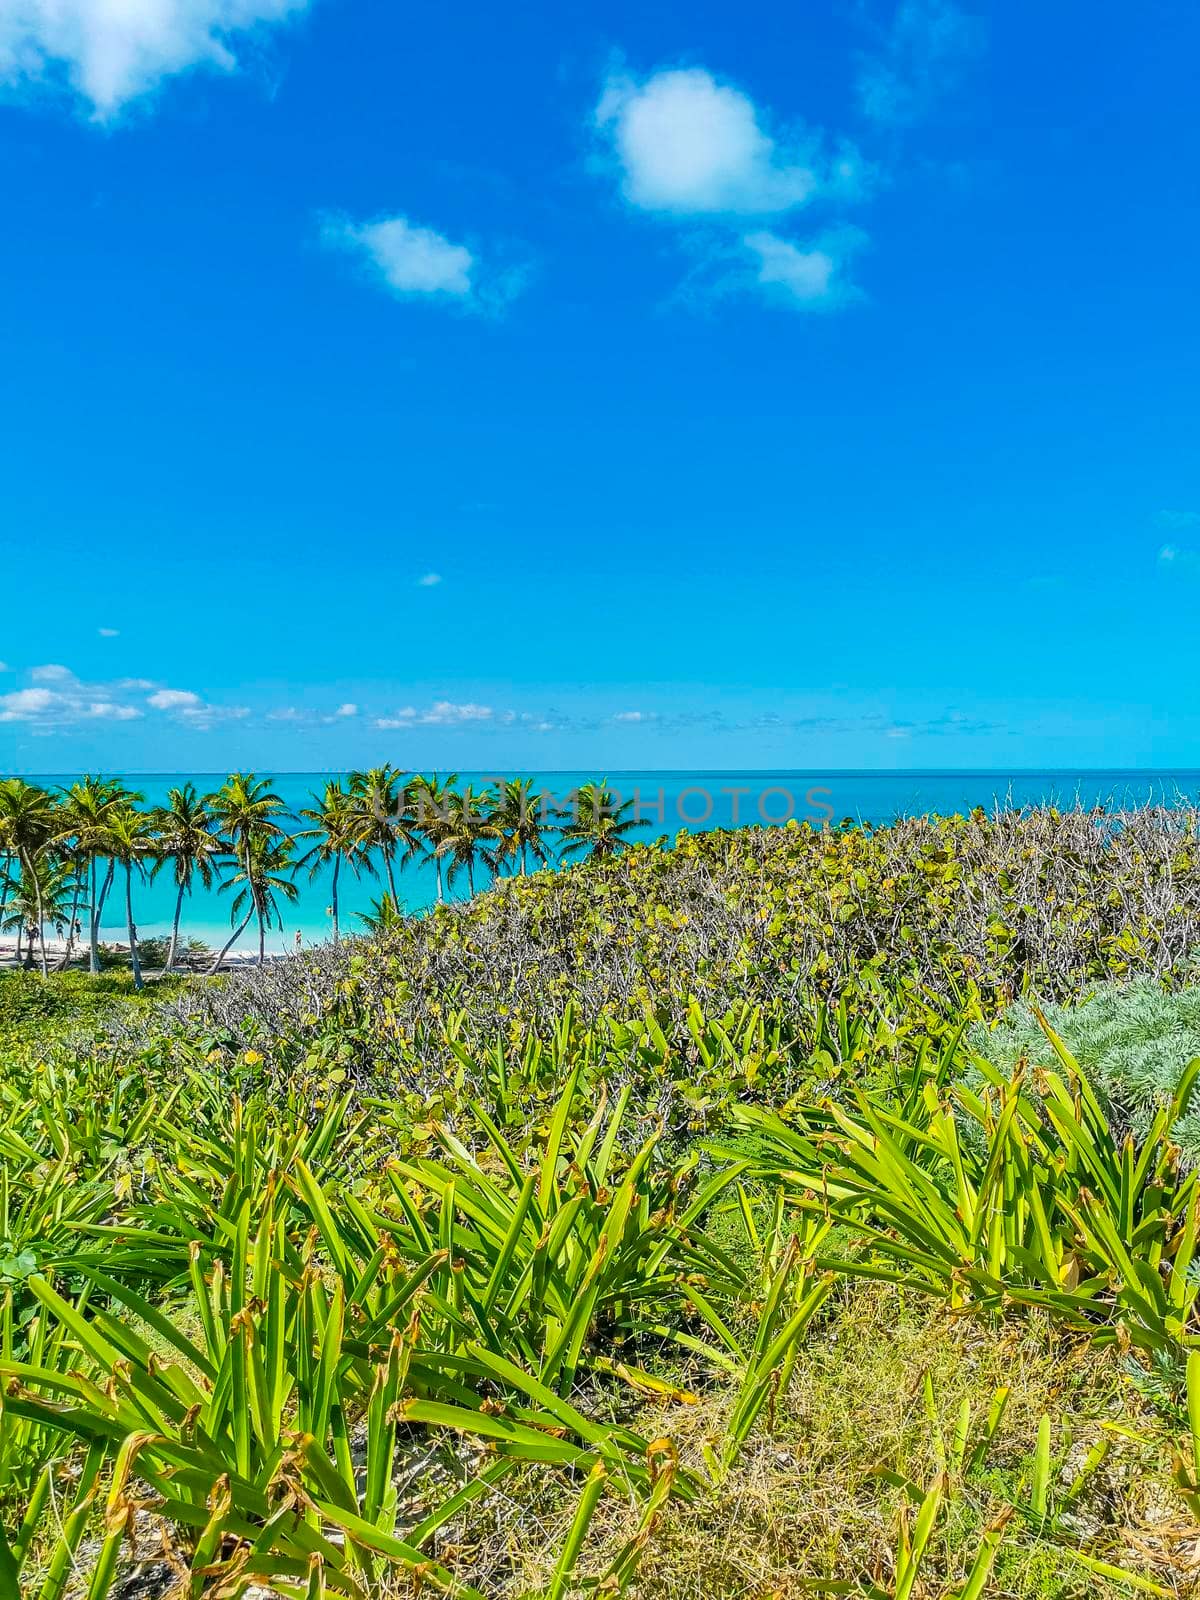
[[24, 771, 1200, 953]]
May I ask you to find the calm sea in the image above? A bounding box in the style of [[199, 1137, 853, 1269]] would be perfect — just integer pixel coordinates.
[[24, 770, 1200, 953]]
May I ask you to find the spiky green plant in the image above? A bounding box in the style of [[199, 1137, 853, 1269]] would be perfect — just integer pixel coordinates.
[[731, 1017, 1200, 1357]]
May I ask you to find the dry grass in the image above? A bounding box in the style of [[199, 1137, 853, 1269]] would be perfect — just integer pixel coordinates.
[[461, 1283, 1199, 1600]]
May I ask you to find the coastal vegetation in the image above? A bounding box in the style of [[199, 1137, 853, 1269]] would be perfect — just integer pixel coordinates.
[[0, 772, 637, 979], [2, 799, 1200, 1595]]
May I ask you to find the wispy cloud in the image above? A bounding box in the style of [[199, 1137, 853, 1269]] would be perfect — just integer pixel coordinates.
[[267, 701, 360, 724], [146, 686, 248, 724], [97, 626, 119, 638], [856, 0, 983, 129], [0, 669, 142, 725], [594, 64, 869, 314], [147, 688, 203, 712], [1159, 544, 1199, 569], [1157, 509, 1200, 532], [321, 214, 526, 314], [1, 664, 367, 732], [740, 226, 867, 310], [416, 572, 443, 587], [375, 700, 494, 730], [0, 0, 313, 121]]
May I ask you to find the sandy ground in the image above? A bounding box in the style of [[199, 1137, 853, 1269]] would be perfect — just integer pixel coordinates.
[[0, 934, 281, 971]]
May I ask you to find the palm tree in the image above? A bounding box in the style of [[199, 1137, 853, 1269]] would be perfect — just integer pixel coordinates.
[[216, 831, 299, 966], [556, 782, 642, 862], [489, 778, 556, 876], [433, 786, 501, 899], [409, 772, 458, 903], [348, 766, 415, 907], [354, 891, 404, 935], [150, 783, 220, 970], [0, 778, 59, 976], [1, 853, 74, 969], [297, 781, 369, 945], [207, 774, 286, 963], [103, 802, 155, 990], [59, 776, 131, 974]]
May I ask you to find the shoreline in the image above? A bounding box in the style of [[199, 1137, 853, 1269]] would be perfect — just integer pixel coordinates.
[[0, 934, 294, 971]]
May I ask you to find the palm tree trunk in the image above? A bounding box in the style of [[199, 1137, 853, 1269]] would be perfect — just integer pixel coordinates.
[[467, 859, 475, 898], [56, 864, 84, 970], [126, 865, 143, 991], [331, 852, 341, 945], [435, 855, 444, 903], [239, 836, 267, 966], [28, 853, 48, 979], [383, 848, 398, 908], [91, 859, 114, 975], [167, 880, 185, 970], [207, 906, 254, 974]]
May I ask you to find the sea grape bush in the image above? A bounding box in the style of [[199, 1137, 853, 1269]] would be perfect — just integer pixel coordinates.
[[117, 806, 1200, 1097]]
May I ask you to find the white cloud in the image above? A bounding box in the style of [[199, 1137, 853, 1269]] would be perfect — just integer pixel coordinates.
[[857, 0, 982, 128], [613, 710, 654, 722], [1160, 544, 1199, 568], [322, 212, 531, 315], [375, 700, 494, 729], [0, 686, 56, 721], [0, 677, 143, 724], [147, 687, 204, 711], [595, 64, 870, 316], [596, 66, 854, 216], [98, 626, 119, 637], [87, 700, 139, 720], [0, 0, 313, 120], [325, 214, 472, 298], [0, 663, 250, 726], [147, 685, 247, 722], [333, 702, 357, 717], [417, 572, 443, 587], [268, 706, 305, 721], [742, 227, 865, 309]]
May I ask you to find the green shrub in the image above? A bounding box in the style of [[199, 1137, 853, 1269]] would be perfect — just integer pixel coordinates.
[[108, 806, 1200, 1115], [0, 970, 137, 1031]]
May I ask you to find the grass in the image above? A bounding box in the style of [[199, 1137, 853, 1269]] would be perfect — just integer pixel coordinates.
[[475, 1283, 1183, 1599]]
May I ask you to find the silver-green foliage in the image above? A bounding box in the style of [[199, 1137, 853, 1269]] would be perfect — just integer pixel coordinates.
[[973, 979, 1200, 1167]]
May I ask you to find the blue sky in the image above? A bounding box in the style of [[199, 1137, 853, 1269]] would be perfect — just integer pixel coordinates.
[[1, 0, 1198, 773]]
